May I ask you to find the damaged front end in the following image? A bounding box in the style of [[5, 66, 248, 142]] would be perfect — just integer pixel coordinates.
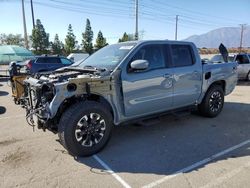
[[24, 77, 57, 131], [23, 67, 112, 132]]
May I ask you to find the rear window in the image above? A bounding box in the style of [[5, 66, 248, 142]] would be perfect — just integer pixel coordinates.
[[235, 55, 250, 64], [36, 57, 61, 64], [171, 45, 194, 67]]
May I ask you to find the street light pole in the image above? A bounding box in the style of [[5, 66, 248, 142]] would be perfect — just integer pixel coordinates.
[[175, 15, 179, 40], [21, 0, 29, 49], [135, 0, 139, 40], [239, 24, 247, 53], [30, 0, 35, 29]]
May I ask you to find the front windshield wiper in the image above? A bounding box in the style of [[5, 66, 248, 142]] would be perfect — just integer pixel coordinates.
[[55, 66, 98, 73], [84, 65, 95, 69], [84, 65, 108, 72]]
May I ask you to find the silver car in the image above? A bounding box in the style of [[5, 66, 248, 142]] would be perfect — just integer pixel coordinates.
[[235, 53, 250, 80]]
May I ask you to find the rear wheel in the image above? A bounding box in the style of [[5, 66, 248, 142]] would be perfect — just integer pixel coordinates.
[[58, 101, 113, 156], [247, 71, 250, 81], [198, 85, 224, 117]]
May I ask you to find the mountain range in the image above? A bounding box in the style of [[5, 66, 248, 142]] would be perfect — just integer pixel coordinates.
[[184, 26, 250, 48]]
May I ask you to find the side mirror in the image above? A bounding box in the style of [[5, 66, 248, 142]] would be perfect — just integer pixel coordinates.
[[130, 60, 149, 71]]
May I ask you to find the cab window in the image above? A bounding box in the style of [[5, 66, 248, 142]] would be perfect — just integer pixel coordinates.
[[130, 44, 165, 70], [171, 45, 194, 67]]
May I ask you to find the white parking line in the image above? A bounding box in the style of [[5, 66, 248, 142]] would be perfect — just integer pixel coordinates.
[[0, 115, 24, 120], [143, 139, 250, 188], [93, 154, 131, 188]]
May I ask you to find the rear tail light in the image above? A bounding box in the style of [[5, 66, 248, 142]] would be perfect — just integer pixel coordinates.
[[26, 60, 32, 69]]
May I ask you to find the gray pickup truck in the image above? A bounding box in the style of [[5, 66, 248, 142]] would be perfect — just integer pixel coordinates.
[[23, 40, 238, 156]]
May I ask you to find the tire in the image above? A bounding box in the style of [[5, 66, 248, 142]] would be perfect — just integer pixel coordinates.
[[198, 85, 224, 118], [246, 71, 250, 81], [58, 101, 113, 157]]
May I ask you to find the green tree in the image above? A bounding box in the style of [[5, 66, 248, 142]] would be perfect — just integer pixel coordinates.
[[51, 34, 63, 54], [31, 19, 49, 54], [82, 18, 93, 54], [65, 24, 76, 55], [118, 32, 134, 42], [0, 34, 24, 46], [95, 30, 108, 50]]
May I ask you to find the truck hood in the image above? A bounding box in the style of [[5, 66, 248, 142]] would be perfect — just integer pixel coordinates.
[[33, 66, 111, 84]]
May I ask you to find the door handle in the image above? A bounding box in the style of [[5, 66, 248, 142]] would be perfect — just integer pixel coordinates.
[[163, 74, 172, 78], [193, 71, 199, 75]]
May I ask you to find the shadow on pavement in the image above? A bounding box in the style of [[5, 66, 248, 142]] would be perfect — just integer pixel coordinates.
[[0, 91, 9, 96], [76, 102, 250, 176], [237, 80, 250, 86], [0, 77, 9, 83], [0, 106, 6, 114]]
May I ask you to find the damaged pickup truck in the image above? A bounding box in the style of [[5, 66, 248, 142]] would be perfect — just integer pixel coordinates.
[[23, 41, 238, 156]]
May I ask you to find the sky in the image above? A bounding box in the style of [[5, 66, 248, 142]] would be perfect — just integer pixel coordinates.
[[0, 0, 249, 45]]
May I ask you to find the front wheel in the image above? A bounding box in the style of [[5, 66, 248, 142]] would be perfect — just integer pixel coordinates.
[[58, 101, 113, 157], [198, 85, 224, 117]]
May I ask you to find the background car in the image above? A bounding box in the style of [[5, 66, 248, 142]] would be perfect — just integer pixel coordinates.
[[22, 55, 73, 74], [210, 54, 234, 63], [234, 53, 250, 80]]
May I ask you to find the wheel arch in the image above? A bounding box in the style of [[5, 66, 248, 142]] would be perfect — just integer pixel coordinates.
[[198, 80, 226, 104], [86, 93, 115, 119], [208, 80, 226, 93], [247, 70, 250, 81], [198, 81, 225, 117], [55, 93, 116, 125]]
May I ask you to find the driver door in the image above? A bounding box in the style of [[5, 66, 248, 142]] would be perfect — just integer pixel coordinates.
[[121, 44, 174, 117]]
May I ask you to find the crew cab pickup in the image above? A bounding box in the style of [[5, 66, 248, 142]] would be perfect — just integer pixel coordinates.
[[23, 40, 238, 156]]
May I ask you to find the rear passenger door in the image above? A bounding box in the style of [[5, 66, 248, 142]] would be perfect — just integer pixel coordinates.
[[170, 44, 202, 108]]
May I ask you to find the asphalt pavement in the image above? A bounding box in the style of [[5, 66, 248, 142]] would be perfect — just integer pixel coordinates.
[[0, 79, 249, 188]]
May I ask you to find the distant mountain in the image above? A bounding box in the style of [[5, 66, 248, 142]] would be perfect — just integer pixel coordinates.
[[184, 26, 250, 48]]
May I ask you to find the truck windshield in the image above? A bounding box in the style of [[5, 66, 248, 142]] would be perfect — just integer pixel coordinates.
[[77, 43, 136, 70]]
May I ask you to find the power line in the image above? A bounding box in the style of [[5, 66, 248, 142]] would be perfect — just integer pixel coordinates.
[[20, 0, 248, 42], [149, 0, 242, 24], [29, 0, 133, 18], [49, 0, 132, 15]]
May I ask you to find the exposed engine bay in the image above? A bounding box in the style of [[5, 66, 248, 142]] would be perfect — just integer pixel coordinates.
[[23, 67, 114, 132]]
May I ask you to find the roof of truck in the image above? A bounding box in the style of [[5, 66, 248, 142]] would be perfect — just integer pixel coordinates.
[[119, 40, 195, 46]]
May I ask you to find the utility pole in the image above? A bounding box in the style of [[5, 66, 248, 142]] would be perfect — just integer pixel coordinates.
[[239, 24, 247, 53], [175, 15, 179, 40], [30, 0, 35, 29], [22, 0, 29, 49], [135, 0, 139, 40]]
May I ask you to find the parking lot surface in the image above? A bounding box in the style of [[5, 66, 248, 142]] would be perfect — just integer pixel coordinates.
[[0, 78, 250, 188]]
